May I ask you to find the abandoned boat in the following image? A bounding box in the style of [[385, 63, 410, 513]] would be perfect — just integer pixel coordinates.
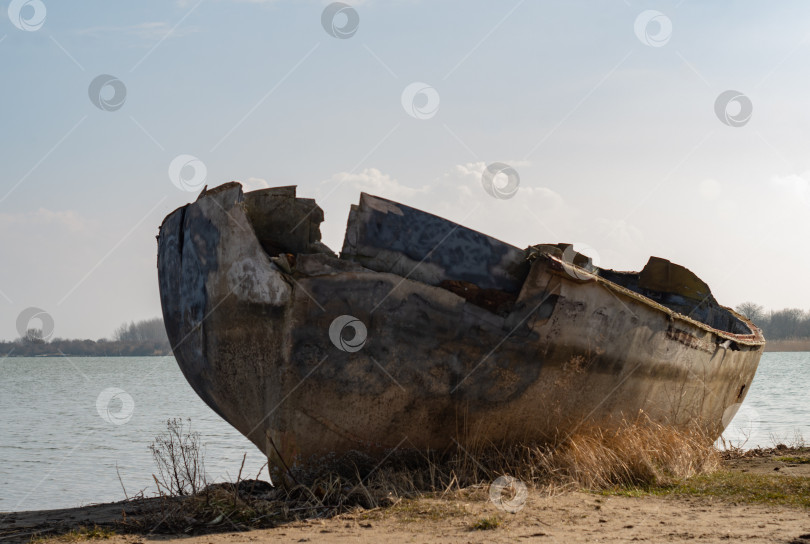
[[157, 182, 765, 471]]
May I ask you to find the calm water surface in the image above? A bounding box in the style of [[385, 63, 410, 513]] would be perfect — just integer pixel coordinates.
[[0, 357, 267, 512], [1, 353, 808, 512]]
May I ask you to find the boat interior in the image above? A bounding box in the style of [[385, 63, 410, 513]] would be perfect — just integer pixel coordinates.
[[238, 184, 755, 338]]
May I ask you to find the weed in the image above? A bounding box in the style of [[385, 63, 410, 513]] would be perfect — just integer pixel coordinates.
[[776, 456, 810, 464], [471, 516, 501, 530], [605, 471, 810, 508], [148, 418, 206, 496]]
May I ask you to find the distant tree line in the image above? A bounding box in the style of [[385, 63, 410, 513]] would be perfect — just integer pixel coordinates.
[[735, 303, 810, 340], [2, 317, 172, 357], [113, 318, 169, 343]]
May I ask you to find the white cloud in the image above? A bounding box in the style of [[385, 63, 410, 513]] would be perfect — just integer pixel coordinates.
[[591, 217, 647, 270], [323, 168, 430, 200], [771, 172, 809, 202], [313, 163, 568, 252], [242, 177, 271, 192], [699, 178, 722, 201], [433, 161, 564, 216]]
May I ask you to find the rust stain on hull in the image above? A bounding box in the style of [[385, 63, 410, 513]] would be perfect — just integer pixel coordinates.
[[156, 182, 765, 471]]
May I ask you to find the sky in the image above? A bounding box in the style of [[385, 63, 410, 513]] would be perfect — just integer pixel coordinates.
[[1, 0, 809, 341]]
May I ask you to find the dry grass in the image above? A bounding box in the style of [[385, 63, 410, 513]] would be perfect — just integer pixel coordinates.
[[124, 415, 720, 536], [274, 415, 719, 504], [532, 417, 720, 489]]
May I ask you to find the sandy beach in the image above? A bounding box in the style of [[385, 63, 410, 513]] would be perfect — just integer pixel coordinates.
[[3, 447, 808, 544]]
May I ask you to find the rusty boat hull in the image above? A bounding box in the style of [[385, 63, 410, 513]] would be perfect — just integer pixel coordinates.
[[157, 182, 765, 470]]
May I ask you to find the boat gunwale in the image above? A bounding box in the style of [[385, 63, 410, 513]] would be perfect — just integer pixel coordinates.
[[542, 255, 765, 347]]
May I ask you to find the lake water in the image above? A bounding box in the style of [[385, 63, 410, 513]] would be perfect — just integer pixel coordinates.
[[0, 356, 268, 513], [1, 353, 808, 512]]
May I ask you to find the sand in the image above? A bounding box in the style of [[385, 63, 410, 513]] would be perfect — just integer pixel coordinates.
[[94, 492, 810, 544], [2, 449, 809, 544]]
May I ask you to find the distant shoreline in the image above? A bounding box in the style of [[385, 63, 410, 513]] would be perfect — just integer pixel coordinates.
[[763, 339, 810, 352], [0, 339, 172, 358]]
